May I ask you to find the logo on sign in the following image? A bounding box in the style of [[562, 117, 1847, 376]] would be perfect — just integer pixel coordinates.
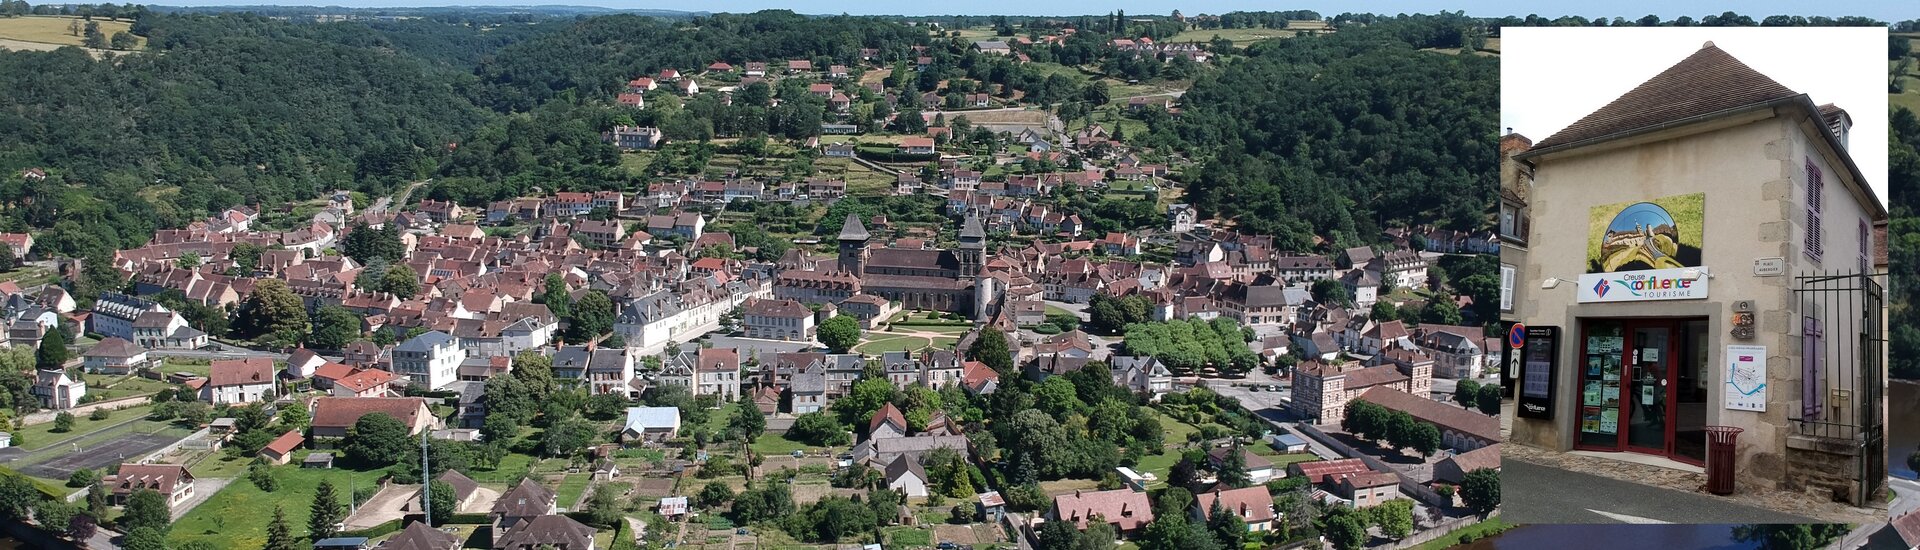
[[1592, 279, 1609, 299]]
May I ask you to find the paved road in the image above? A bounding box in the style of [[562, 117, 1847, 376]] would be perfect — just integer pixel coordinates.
[[148, 341, 287, 361], [1502, 457, 1820, 524], [1890, 477, 1920, 518]]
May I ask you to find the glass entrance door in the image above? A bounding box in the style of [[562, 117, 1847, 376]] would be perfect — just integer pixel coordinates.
[[1626, 325, 1672, 453]]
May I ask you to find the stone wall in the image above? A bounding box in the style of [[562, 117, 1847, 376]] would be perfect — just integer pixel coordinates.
[[1783, 434, 1877, 505]]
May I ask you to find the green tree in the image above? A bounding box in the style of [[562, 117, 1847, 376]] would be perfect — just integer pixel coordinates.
[[65, 468, 98, 488], [818, 315, 860, 353], [122, 527, 167, 550], [1422, 295, 1463, 325], [52, 411, 74, 433], [279, 401, 309, 428], [236, 279, 310, 346], [967, 328, 1014, 377], [539, 274, 571, 320], [121, 489, 172, 535], [1453, 379, 1481, 408], [108, 31, 136, 50], [949, 503, 978, 524], [1375, 498, 1414, 540], [788, 412, 850, 446], [1325, 513, 1367, 550], [176, 251, 201, 270], [1204, 499, 1245, 549], [832, 378, 898, 426], [380, 264, 421, 299], [728, 400, 767, 442], [584, 483, 622, 528], [343, 412, 411, 467], [32, 499, 74, 538], [36, 329, 68, 371], [566, 290, 615, 341], [1310, 279, 1351, 307], [0, 244, 15, 272], [540, 415, 595, 458], [1215, 444, 1251, 488], [230, 243, 265, 275], [310, 479, 346, 541], [264, 505, 297, 550], [1410, 422, 1441, 458], [698, 481, 735, 507], [1476, 384, 1503, 416], [1459, 467, 1501, 514], [427, 479, 454, 526], [309, 305, 362, 349]]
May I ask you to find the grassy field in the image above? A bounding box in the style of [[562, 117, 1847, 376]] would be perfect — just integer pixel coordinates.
[[16, 404, 155, 451], [749, 433, 815, 456], [1893, 56, 1920, 114], [0, 15, 143, 48], [171, 461, 388, 549], [1168, 27, 1296, 47], [554, 472, 591, 510], [620, 151, 658, 175], [883, 526, 932, 546], [1409, 516, 1515, 550], [0, 265, 57, 287], [853, 334, 957, 355], [85, 375, 173, 401], [815, 157, 895, 196]]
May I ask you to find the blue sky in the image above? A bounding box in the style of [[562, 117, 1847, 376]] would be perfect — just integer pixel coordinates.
[[164, 0, 1913, 20]]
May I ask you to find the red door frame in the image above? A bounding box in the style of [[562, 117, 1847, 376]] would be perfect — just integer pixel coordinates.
[[1572, 317, 1696, 463]]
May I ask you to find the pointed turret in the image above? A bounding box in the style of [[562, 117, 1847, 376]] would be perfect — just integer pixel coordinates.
[[837, 213, 870, 242], [959, 213, 986, 242]]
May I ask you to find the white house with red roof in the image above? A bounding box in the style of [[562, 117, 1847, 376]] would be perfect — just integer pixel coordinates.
[[202, 357, 276, 404]]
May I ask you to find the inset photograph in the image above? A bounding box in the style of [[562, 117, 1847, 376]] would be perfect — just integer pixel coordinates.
[[1498, 27, 1889, 524]]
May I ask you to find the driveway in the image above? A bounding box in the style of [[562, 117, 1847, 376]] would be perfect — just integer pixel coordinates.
[[344, 483, 418, 529], [172, 478, 234, 521]]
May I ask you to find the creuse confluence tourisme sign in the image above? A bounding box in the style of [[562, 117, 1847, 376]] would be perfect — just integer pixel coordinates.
[[1576, 267, 1709, 303]]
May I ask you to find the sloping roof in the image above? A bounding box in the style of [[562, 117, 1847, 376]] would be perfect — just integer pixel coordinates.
[[496, 514, 595, 549], [1533, 43, 1798, 150], [884, 454, 928, 484], [261, 430, 305, 457], [697, 347, 737, 373], [1439, 444, 1501, 474], [623, 406, 681, 433], [311, 397, 428, 430], [1207, 446, 1274, 471], [869, 402, 907, 435], [395, 330, 455, 352], [1894, 509, 1920, 546], [379, 520, 461, 550], [437, 469, 479, 504], [208, 357, 276, 387], [1052, 488, 1154, 531], [84, 337, 142, 359], [111, 464, 192, 496], [837, 213, 870, 241], [1356, 386, 1500, 442], [334, 369, 396, 394], [1195, 486, 1275, 524], [1290, 458, 1371, 483], [493, 478, 558, 518]]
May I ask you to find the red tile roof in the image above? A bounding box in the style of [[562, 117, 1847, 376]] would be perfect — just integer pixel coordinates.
[[334, 368, 397, 394], [111, 464, 192, 496], [261, 429, 304, 457], [1291, 458, 1372, 484], [1356, 386, 1500, 442], [1052, 489, 1154, 532], [869, 402, 906, 435], [1195, 486, 1274, 524], [208, 357, 275, 387], [313, 362, 356, 381], [311, 397, 428, 431], [697, 347, 738, 373]]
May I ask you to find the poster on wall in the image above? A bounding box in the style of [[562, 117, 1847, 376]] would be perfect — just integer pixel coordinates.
[[1586, 193, 1705, 273], [1518, 326, 1559, 420], [1578, 193, 1709, 303], [1725, 344, 1767, 412]]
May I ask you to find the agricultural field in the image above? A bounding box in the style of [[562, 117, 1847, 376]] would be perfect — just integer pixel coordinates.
[[1168, 27, 1297, 47], [170, 460, 388, 549], [0, 15, 142, 49]]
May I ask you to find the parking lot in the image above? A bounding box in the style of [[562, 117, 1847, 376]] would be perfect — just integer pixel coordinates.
[[16, 432, 180, 480]]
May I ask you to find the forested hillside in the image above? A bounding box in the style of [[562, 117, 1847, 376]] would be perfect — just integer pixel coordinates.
[[1161, 14, 1497, 250], [1888, 106, 1919, 379]]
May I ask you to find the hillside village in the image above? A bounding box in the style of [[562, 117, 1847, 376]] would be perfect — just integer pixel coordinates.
[[0, 10, 1504, 550]]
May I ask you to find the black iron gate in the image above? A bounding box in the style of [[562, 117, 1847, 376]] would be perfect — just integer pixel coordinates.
[[1792, 270, 1885, 506]]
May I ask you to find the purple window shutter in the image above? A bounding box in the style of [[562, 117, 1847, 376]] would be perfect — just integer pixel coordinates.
[[1802, 316, 1823, 420]]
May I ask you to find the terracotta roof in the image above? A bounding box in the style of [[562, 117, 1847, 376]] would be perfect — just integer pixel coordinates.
[[1195, 486, 1275, 524], [1337, 471, 1400, 490], [1356, 386, 1500, 442], [869, 402, 906, 435], [314, 362, 356, 381], [1894, 509, 1920, 546], [1340, 364, 1410, 389], [334, 368, 396, 394], [697, 347, 738, 373], [261, 430, 304, 457], [1533, 43, 1798, 149], [1051, 489, 1154, 532], [311, 397, 428, 430], [1440, 444, 1501, 473], [208, 357, 275, 387]]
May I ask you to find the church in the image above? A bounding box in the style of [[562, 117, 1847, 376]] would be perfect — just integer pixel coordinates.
[[773, 213, 1002, 320]]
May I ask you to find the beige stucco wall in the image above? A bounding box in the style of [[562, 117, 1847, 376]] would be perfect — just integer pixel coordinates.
[[1507, 107, 1876, 491]]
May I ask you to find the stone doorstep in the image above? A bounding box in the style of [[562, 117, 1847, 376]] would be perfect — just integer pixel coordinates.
[[1506, 442, 1886, 524]]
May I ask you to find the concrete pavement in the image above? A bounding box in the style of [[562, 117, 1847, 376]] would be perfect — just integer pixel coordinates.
[[1502, 457, 1820, 524]]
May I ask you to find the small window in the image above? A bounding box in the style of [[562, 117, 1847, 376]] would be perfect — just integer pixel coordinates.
[[1499, 264, 1515, 312], [1804, 159, 1824, 261]]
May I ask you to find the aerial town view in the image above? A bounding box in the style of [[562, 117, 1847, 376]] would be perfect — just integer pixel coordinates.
[[0, 2, 1911, 550]]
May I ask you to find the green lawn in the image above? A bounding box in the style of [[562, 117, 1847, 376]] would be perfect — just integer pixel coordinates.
[[1167, 27, 1296, 47], [159, 358, 213, 378], [554, 473, 591, 510], [171, 462, 388, 549], [1409, 517, 1514, 550], [1893, 57, 1920, 114], [853, 334, 936, 355], [883, 526, 931, 547], [84, 375, 173, 401], [190, 452, 256, 479], [749, 434, 815, 456], [15, 404, 156, 451]]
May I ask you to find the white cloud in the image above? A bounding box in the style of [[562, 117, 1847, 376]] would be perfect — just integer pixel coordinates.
[[1500, 27, 1888, 204]]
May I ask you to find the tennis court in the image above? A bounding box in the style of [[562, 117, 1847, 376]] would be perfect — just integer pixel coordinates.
[[17, 432, 182, 479]]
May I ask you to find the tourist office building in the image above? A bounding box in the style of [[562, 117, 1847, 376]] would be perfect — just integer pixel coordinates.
[[1501, 43, 1886, 506]]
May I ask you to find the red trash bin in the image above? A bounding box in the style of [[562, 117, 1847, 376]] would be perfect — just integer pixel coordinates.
[[1705, 426, 1743, 495]]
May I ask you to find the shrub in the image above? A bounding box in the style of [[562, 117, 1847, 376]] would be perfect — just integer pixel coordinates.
[[248, 465, 278, 492], [89, 408, 111, 421]]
